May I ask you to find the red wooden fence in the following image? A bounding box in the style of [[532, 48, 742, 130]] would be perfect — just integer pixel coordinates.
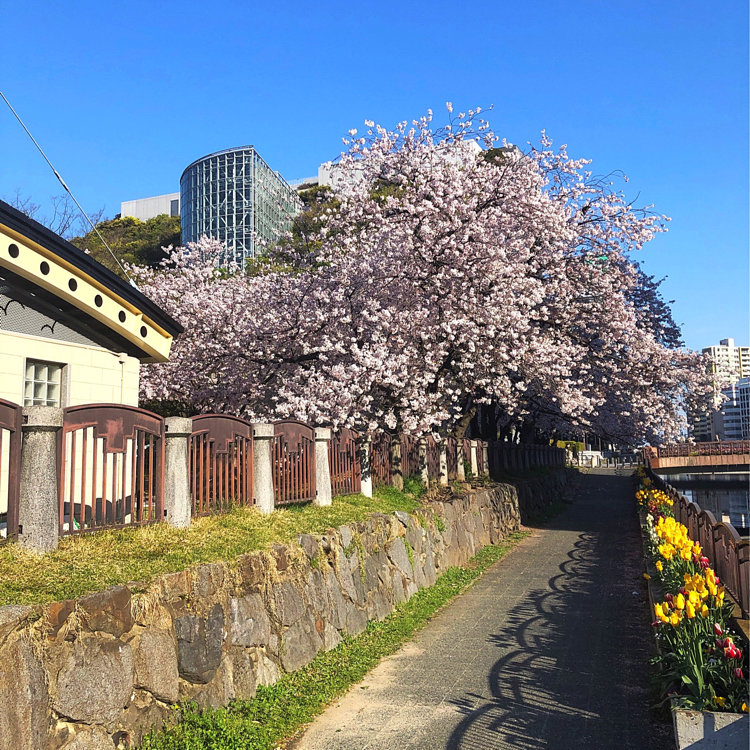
[[190, 415, 254, 515], [0, 398, 22, 544], [273, 421, 316, 504], [329, 428, 361, 496], [370, 432, 392, 487], [59, 404, 164, 535]]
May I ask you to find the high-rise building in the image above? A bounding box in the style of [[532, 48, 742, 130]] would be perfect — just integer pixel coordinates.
[[180, 146, 300, 266], [691, 338, 750, 441], [702, 338, 750, 386], [712, 378, 750, 441]]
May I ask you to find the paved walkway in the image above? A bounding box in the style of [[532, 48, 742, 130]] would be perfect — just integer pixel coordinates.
[[290, 470, 670, 750]]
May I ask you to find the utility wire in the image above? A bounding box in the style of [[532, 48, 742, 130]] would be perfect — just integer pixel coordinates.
[[0, 91, 138, 288]]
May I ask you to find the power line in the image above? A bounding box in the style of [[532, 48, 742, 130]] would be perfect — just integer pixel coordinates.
[[0, 91, 138, 288]]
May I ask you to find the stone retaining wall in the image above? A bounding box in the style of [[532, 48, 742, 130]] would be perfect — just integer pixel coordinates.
[[0, 471, 572, 750]]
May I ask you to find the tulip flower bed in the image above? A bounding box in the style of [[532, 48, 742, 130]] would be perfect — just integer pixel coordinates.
[[636, 470, 749, 714]]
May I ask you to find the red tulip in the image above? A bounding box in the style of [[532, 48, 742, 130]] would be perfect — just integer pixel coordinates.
[[714, 623, 723, 636], [734, 668, 744, 680]]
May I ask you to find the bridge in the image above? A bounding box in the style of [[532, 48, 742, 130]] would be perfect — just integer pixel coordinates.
[[644, 440, 750, 473]]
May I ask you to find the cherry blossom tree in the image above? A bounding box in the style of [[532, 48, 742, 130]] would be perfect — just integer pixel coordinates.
[[134, 108, 712, 445]]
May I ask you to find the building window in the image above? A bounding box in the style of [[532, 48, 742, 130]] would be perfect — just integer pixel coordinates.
[[24, 360, 63, 407], [170, 199, 179, 217]]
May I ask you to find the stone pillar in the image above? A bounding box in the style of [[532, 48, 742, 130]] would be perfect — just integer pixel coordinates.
[[359, 436, 373, 498], [391, 438, 403, 490], [419, 438, 429, 486], [19, 406, 62, 554], [470, 440, 479, 477], [456, 439, 466, 481], [314, 428, 332, 507], [252, 423, 275, 515], [439, 442, 449, 486], [164, 417, 192, 528], [482, 442, 490, 477]]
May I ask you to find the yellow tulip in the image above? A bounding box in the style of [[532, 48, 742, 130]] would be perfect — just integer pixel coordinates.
[[700, 604, 709, 618], [675, 593, 685, 610], [656, 561, 663, 572], [669, 612, 681, 626], [688, 591, 700, 607], [685, 602, 696, 619]]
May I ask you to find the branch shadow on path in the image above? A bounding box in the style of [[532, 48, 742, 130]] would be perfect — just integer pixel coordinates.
[[444, 473, 667, 750]]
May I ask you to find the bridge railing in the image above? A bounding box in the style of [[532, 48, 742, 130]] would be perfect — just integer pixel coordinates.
[[645, 467, 749, 619], [654, 441, 750, 458]]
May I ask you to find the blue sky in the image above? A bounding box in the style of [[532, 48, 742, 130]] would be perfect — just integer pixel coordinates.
[[1, 1, 747, 350]]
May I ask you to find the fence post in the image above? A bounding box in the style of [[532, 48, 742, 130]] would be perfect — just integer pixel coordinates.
[[438, 441, 449, 486], [359, 436, 373, 498], [470, 440, 479, 477], [314, 428, 332, 507], [391, 438, 403, 490], [252, 423, 275, 514], [482, 442, 489, 476], [164, 417, 192, 528], [456, 439, 466, 481], [419, 437, 429, 486], [18, 406, 62, 554]]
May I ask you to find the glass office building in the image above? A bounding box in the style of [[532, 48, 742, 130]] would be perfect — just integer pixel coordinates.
[[180, 146, 300, 266]]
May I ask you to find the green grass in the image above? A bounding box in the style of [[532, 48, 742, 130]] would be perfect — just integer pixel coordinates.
[[140, 531, 529, 750], [0, 488, 420, 607]]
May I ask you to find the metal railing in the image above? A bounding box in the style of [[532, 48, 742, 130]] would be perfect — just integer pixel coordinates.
[[329, 428, 361, 497], [190, 415, 254, 516], [273, 421, 316, 505], [59, 404, 165, 535], [0, 398, 22, 544], [655, 441, 750, 458]]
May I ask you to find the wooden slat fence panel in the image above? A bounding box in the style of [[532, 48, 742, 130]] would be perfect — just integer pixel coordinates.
[[400, 435, 420, 479], [273, 421, 316, 505], [59, 404, 164, 535], [370, 432, 391, 487], [426, 436, 440, 480], [446, 437, 458, 480], [329, 428, 361, 497], [190, 415, 254, 516], [0, 398, 22, 544]]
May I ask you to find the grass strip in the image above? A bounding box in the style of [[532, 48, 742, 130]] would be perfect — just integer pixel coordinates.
[[140, 531, 529, 750], [0, 487, 420, 607]]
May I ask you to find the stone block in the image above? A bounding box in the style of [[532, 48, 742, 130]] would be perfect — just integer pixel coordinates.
[[191, 563, 224, 600], [228, 648, 257, 700], [305, 569, 330, 619], [273, 581, 305, 626], [58, 725, 112, 750], [50, 635, 134, 724], [280, 613, 323, 672], [345, 606, 368, 637], [386, 538, 413, 579], [78, 585, 134, 637], [298, 533, 319, 560], [0, 634, 49, 750], [229, 593, 271, 647], [338, 524, 353, 548], [175, 603, 224, 684], [133, 630, 179, 703], [0, 605, 36, 647], [272, 544, 291, 571], [237, 553, 266, 589]]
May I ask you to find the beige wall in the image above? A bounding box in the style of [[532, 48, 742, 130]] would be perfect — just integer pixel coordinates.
[[0, 329, 140, 407]]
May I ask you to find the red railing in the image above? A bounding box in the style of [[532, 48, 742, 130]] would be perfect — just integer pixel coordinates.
[[647, 469, 749, 618], [446, 437, 458, 480], [273, 421, 316, 504], [59, 405, 164, 535], [0, 399, 22, 544], [370, 432, 392, 487], [190, 415, 254, 515], [655, 441, 750, 458], [329, 428, 361, 497], [400, 435, 420, 479], [426, 436, 441, 479]]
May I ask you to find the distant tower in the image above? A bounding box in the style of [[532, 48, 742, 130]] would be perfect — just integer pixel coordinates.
[[180, 146, 300, 266]]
